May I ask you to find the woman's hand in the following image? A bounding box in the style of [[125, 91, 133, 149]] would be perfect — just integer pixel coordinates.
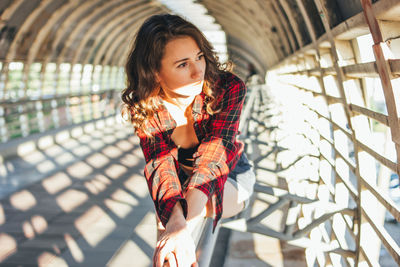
[[153, 222, 197, 267], [153, 204, 198, 267]]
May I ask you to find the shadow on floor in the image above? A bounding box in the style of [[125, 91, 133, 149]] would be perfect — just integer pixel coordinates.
[[0, 122, 157, 266]]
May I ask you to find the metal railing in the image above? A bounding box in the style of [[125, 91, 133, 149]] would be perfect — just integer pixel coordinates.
[[242, 1, 400, 265], [0, 89, 120, 143]]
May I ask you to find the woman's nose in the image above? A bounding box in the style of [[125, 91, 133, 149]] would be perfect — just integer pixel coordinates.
[[190, 62, 203, 79]]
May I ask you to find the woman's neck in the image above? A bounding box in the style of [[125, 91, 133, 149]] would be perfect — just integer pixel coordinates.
[[161, 87, 198, 110], [162, 93, 196, 111], [175, 95, 196, 110], [162, 96, 195, 127]]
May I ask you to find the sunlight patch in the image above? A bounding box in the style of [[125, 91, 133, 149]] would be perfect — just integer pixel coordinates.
[[56, 190, 88, 213], [0, 204, 4, 225], [37, 251, 68, 267], [102, 146, 122, 158], [74, 205, 116, 247], [86, 153, 110, 168], [124, 174, 148, 198], [42, 172, 72, 194], [105, 164, 127, 179], [22, 150, 45, 164], [134, 212, 157, 248], [111, 189, 138, 206], [104, 199, 132, 218], [37, 160, 56, 174], [31, 215, 48, 234], [67, 162, 93, 179], [0, 233, 17, 262], [22, 220, 35, 239], [10, 190, 36, 211], [120, 154, 140, 167], [64, 233, 84, 263], [115, 140, 134, 152]]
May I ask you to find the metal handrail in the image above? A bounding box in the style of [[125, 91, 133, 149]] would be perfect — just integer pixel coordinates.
[[193, 218, 220, 267]]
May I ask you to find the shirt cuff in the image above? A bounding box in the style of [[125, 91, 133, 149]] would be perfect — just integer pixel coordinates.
[[158, 195, 188, 228], [186, 180, 216, 200]]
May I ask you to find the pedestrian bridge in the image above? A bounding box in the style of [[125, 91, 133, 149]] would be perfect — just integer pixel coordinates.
[[0, 1, 399, 266]]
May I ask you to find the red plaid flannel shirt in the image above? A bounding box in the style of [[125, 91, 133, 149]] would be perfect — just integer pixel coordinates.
[[137, 72, 246, 230]]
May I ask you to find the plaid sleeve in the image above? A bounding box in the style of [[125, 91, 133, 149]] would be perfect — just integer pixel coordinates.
[[138, 120, 187, 227], [189, 73, 246, 229]]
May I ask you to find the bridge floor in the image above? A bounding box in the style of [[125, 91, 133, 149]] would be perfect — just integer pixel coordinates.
[[0, 110, 307, 266], [0, 119, 158, 266]]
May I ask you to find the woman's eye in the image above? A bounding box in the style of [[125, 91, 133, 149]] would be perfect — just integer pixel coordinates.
[[177, 62, 187, 68], [197, 54, 204, 60]]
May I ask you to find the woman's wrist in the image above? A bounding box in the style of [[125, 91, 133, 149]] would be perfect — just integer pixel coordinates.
[[166, 202, 187, 231], [165, 189, 211, 232]]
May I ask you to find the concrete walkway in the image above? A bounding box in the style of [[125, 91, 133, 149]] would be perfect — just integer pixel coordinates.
[[0, 118, 157, 266]]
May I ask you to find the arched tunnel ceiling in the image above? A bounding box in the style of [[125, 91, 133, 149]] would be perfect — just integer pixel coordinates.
[[199, 0, 361, 77], [200, 0, 397, 79], [0, 0, 169, 70], [0, 0, 398, 81]]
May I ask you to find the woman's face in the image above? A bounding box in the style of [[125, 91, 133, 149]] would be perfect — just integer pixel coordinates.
[[157, 36, 206, 98]]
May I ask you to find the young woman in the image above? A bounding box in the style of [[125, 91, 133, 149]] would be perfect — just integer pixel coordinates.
[[122, 14, 255, 267]]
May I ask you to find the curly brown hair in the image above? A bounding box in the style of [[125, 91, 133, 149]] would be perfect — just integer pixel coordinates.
[[121, 14, 230, 136]]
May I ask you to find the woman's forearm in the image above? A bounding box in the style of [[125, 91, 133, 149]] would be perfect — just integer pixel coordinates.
[[166, 188, 210, 233], [185, 188, 210, 220]]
